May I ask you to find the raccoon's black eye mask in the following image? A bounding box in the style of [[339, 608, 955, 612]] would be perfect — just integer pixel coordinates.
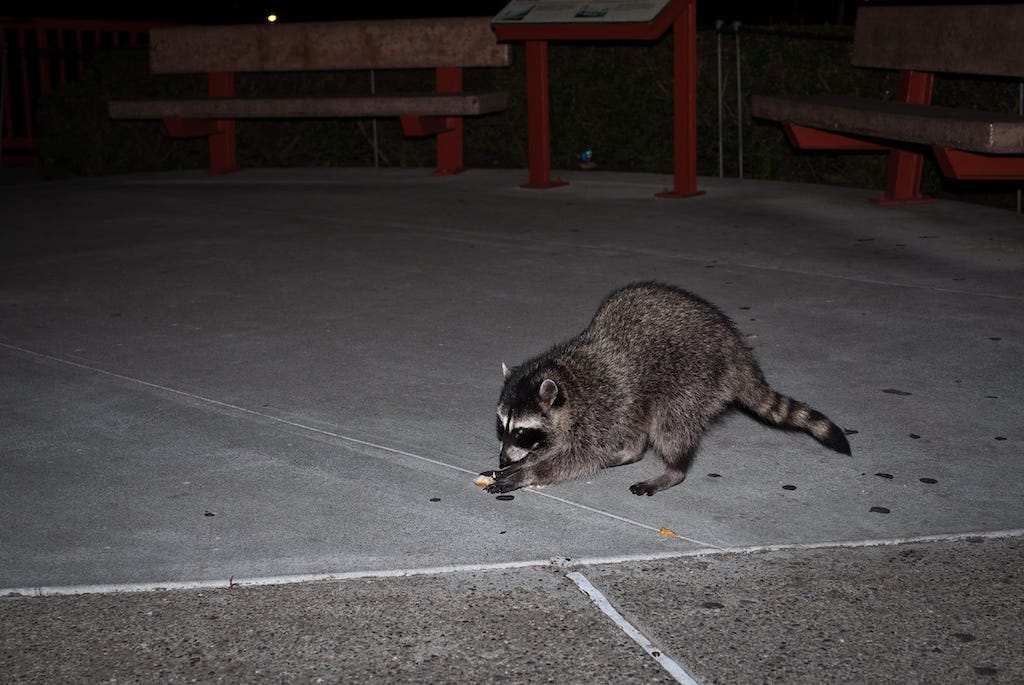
[[495, 417, 546, 449], [511, 427, 546, 449]]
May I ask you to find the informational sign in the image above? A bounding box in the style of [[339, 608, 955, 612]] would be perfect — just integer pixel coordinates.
[[492, 1, 673, 24], [491, 0, 700, 197]]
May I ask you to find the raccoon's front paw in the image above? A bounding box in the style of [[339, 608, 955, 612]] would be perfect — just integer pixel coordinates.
[[473, 472, 498, 488], [484, 479, 521, 495], [484, 468, 524, 494]]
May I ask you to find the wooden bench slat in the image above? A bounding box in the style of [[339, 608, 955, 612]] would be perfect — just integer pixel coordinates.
[[109, 92, 510, 120], [852, 5, 1024, 77], [752, 4, 1024, 203], [750, 95, 1024, 155], [149, 18, 512, 73], [110, 17, 512, 176]]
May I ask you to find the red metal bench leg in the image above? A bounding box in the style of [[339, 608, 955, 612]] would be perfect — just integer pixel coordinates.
[[400, 116, 453, 137], [876, 70, 934, 204], [877, 148, 933, 204], [783, 123, 890, 151], [933, 147, 1024, 180], [163, 119, 219, 137], [432, 67, 464, 176], [207, 72, 237, 175]]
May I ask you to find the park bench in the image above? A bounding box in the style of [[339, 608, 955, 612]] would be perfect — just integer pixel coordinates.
[[108, 18, 511, 175], [750, 4, 1024, 204]]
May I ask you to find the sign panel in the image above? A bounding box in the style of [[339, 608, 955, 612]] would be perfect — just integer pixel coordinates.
[[493, 1, 673, 25]]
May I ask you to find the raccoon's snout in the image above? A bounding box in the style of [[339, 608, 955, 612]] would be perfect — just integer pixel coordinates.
[[499, 444, 533, 468], [497, 416, 546, 468], [498, 450, 523, 469]]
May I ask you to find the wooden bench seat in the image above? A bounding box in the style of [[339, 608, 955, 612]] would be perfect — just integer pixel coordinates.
[[751, 4, 1024, 204], [109, 92, 510, 120], [750, 95, 1024, 156], [109, 17, 511, 176]]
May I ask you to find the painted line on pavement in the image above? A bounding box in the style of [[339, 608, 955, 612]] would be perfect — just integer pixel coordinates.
[[568, 571, 701, 685], [1, 342, 718, 547], [4, 344, 1021, 599], [4, 529, 1021, 598]]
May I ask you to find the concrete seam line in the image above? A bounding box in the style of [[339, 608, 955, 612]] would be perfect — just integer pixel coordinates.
[[528, 490, 725, 548], [714, 528, 1024, 554], [567, 571, 701, 685], [0, 342, 477, 475], [0, 342, 715, 545], [0, 560, 552, 598], [3, 529, 1022, 598], [0, 344, 1019, 589]]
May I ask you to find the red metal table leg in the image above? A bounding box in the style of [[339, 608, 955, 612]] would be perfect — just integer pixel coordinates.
[[522, 40, 567, 189], [207, 72, 237, 175], [433, 66, 464, 175], [656, 0, 704, 199]]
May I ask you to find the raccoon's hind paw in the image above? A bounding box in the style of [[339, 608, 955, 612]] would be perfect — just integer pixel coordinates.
[[629, 481, 659, 496], [630, 470, 687, 496]]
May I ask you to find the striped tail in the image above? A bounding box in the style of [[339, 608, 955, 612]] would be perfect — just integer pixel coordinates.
[[737, 381, 852, 456]]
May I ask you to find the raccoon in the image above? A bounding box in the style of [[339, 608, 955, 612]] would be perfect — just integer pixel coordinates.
[[485, 282, 851, 496]]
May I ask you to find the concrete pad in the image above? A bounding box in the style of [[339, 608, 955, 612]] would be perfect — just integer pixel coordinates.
[[2, 566, 682, 684], [2, 167, 1023, 682], [1, 168, 1022, 594], [584, 536, 1024, 684], [2, 538, 1019, 684], [0, 348, 691, 588]]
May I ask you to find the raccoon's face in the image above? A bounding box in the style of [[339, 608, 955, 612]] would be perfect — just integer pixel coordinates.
[[496, 364, 562, 468], [496, 407, 550, 468]]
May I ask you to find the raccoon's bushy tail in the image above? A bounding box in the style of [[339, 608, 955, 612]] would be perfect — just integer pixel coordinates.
[[737, 379, 852, 455]]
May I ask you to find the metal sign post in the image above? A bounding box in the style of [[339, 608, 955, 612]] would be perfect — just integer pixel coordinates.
[[492, 0, 703, 198]]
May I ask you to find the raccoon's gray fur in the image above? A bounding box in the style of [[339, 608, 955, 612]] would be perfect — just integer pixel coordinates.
[[486, 282, 851, 496]]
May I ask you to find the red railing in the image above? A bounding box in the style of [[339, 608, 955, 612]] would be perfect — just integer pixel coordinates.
[[1, 17, 162, 165]]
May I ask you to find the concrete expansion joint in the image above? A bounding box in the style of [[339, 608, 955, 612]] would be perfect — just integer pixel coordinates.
[[4, 528, 1021, 599]]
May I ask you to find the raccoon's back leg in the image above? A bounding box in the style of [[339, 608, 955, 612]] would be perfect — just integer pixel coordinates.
[[607, 433, 649, 468], [628, 424, 699, 496], [736, 374, 852, 455], [629, 465, 688, 496]]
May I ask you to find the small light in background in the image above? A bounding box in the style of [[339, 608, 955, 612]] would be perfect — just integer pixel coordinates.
[[267, 14, 278, 23]]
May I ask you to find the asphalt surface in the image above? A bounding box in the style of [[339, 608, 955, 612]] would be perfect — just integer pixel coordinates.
[[2, 167, 1022, 683]]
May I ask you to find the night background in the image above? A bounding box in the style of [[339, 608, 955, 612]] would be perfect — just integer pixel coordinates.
[[8, 1, 918, 26], [7, 0, 1022, 210]]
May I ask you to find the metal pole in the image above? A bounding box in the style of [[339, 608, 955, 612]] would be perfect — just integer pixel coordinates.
[[715, 20, 724, 177], [733, 20, 743, 180], [370, 69, 379, 168], [1, 41, 7, 166], [1018, 81, 1022, 213]]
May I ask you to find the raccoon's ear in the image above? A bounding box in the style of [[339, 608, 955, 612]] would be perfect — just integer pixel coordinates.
[[502, 362, 513, 380], [539, 378, 559, 409]]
